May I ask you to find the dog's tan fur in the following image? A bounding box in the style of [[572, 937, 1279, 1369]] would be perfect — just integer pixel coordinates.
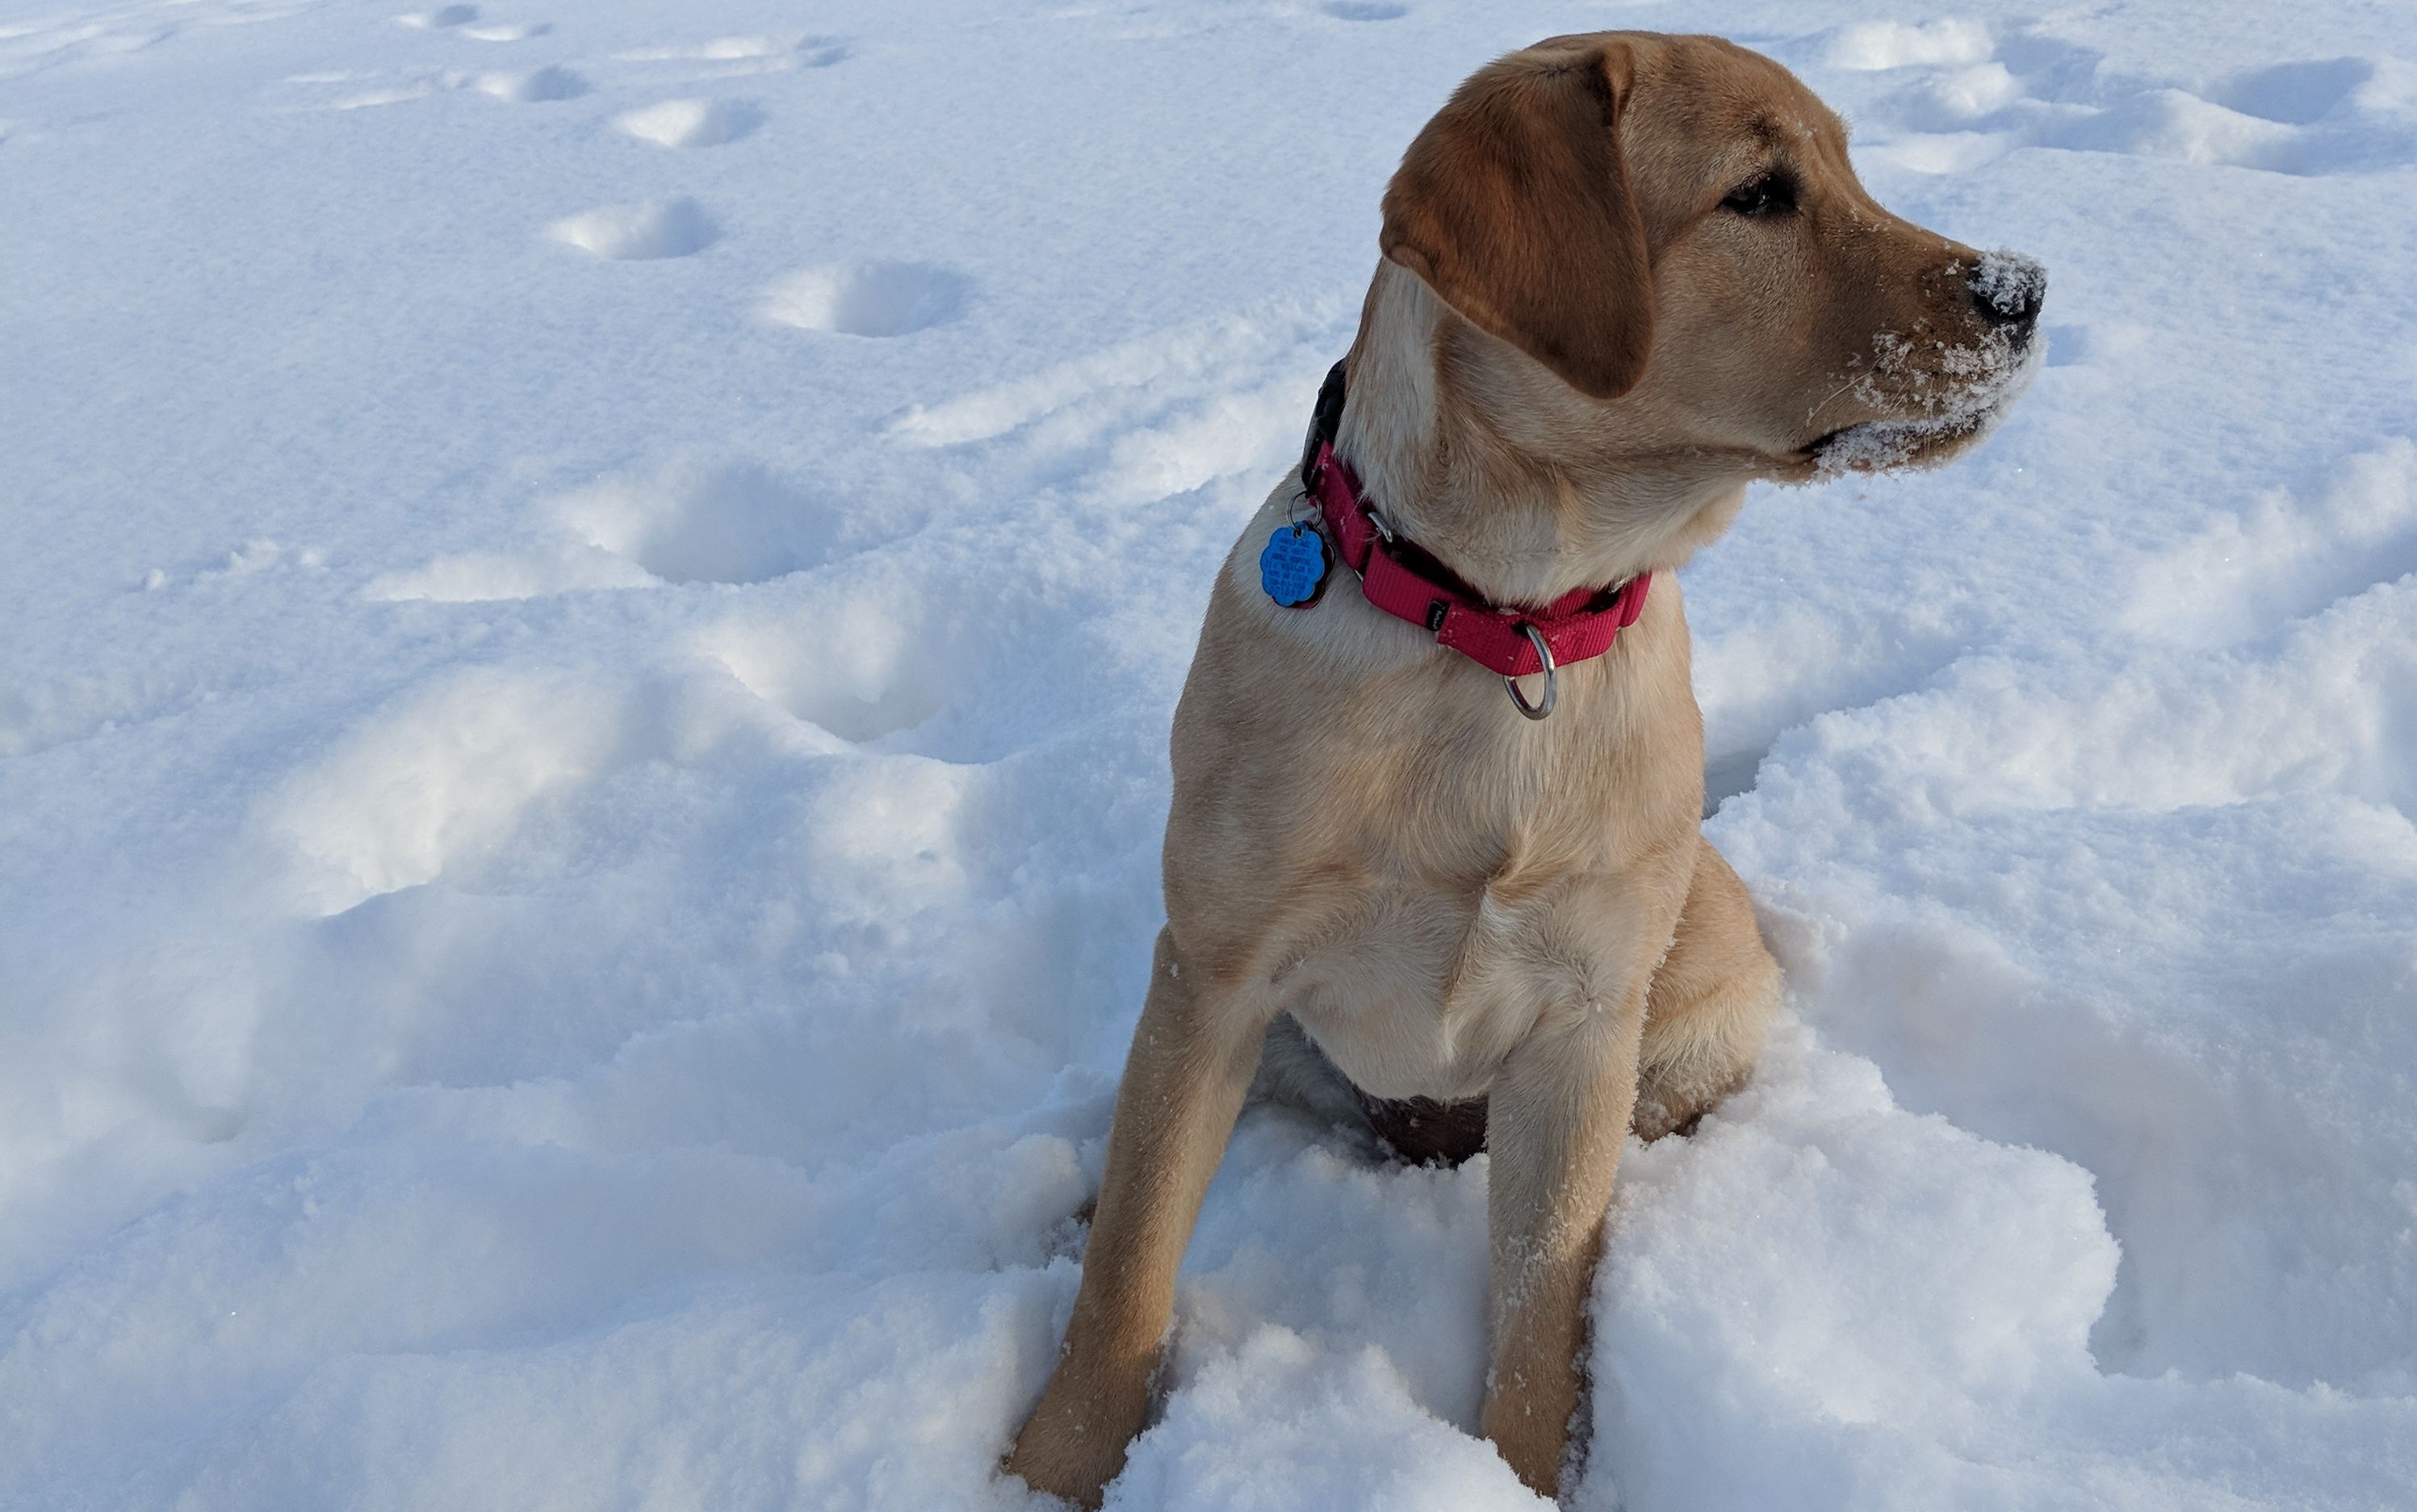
[[1007, 31, 2036, 1504]]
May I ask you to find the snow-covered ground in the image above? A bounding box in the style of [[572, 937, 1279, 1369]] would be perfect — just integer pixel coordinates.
[[6, 0, 2415, 1506]]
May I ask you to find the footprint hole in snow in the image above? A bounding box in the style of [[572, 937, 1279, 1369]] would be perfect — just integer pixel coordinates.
[[707, 611, 957, 744], [614, 97, 761, 149], [551, 460, 838, 585], [2034, 90, 2304, 173], [1989, 33, 2111, 107], [266, 666, 642, 916], [2210, 57, 2374, 125], [1880, 62, 2024, 131], [477, 64, 587, 102], [760, 262, 969, 337], [1825, 19, 1992, 72], [548, 198, 718, 261], [396, 4, 477, 28]]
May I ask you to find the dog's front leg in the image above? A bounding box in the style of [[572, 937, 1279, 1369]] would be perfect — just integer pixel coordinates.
[[1477, 986, 1649, 1498], [1006, 925, 1266, 1507]]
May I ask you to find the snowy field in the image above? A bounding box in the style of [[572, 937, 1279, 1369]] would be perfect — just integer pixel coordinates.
[[6, 0, 2417, 1506]]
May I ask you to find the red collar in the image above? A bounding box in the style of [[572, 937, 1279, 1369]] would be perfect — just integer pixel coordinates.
[[1304, 438, 1651, 685]]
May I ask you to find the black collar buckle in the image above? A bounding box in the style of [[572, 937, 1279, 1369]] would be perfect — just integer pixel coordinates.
[[1298, 359, 1349, 493]]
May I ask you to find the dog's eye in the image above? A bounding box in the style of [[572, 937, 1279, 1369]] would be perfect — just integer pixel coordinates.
[[1720, 173, 1797, 217]]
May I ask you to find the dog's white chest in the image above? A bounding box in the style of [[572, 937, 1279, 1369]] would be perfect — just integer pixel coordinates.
[[1278, 875, 1595, 1103]]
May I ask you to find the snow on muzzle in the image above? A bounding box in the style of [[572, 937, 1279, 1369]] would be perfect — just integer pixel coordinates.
[[1813, 249, 2048, 477]]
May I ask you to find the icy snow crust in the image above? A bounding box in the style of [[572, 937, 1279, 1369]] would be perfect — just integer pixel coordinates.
[[5, 2, 2417, 1508]]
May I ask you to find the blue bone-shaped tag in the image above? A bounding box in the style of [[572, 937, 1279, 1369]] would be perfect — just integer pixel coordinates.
[[1259, 522, 1330, 608]]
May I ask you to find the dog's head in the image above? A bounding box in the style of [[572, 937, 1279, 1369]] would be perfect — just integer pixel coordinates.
[[1377, 32, 2042, 486]]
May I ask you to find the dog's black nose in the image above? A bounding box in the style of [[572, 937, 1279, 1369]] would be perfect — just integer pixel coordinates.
[[1970, 251, 2046, 329]]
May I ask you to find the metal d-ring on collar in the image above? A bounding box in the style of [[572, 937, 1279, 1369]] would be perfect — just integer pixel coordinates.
[[1506, 623, 1556, 720], [1358, 496, 1557, 722]]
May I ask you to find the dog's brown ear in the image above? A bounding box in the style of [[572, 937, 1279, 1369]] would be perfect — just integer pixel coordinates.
[[1380, 42, 1653, 400]]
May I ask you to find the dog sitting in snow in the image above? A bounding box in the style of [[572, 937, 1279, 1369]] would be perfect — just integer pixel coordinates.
[[1008, 31, 2041, 1503]]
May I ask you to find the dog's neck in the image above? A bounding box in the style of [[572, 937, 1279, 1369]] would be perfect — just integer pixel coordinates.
[[1337, 260, 1747, 608]]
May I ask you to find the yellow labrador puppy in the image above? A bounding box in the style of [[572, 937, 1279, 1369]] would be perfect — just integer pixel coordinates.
[[1009, 30, 2042, 1504]]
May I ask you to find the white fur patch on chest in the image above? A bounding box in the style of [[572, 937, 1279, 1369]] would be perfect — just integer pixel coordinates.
[[1276, 878, 1586, 1103]]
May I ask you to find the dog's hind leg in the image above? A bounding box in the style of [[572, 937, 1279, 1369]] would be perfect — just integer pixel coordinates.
[[1632, 835, 1779, 1141]]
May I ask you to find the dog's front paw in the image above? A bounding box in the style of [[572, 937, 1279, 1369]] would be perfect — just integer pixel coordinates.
[[1003, 1431, 1121, 1510], [1003, 1372, 1148, 1509]]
